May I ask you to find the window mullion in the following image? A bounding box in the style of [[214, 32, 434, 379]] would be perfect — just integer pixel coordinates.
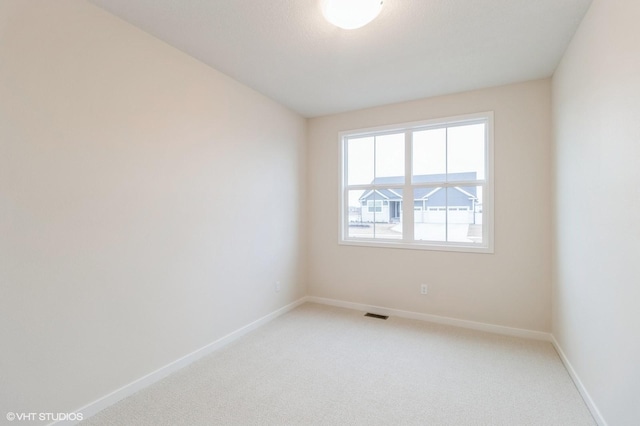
[[373, 136, 377, 238], [445, 127, 449, 242], [403, 130, 414, 241], [342, 138, 348, 241]]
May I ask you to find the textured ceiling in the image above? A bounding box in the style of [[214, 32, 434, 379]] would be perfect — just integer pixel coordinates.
[[88, 0, 592, 117]]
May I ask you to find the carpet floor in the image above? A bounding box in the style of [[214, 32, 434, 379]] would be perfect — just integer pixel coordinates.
[[82, 303, 596, 425]]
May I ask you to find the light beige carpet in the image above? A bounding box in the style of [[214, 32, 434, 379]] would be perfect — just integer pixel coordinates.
[[83, 303, 596, 425]]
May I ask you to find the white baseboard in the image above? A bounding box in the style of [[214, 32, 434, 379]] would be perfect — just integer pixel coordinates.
[[307, 296, 607, 425], [55, 296, 605, 426], [550, 336, 608, 426], [306, 296, 552, 341], [54, 297, 307, 426]]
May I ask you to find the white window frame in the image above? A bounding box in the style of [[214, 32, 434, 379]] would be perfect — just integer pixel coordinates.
[[339, 111, 494, 253]]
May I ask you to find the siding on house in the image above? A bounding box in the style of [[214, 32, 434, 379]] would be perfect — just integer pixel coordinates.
[[358, 172, 479, 223]]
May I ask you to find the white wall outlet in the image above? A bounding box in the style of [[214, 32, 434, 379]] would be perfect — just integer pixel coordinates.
[[275, 281, 281, 292], [420, 284, 428, 295]]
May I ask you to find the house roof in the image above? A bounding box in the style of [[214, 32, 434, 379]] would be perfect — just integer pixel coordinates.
[[360, 173, 478, 201], [370, 172, 477, 186]]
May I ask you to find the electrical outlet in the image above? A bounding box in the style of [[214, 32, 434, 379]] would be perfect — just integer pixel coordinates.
[[420, 284, 428, 295], [275, 281, 281, 292]]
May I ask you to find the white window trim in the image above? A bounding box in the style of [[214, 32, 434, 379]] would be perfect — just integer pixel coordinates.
[[338, 111, 494, 254]]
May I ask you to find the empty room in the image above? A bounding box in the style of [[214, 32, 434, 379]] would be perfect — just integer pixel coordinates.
[[1, 0, 638, 425]]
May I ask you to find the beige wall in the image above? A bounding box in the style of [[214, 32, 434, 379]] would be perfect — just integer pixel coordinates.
[[0, 0, 306, 417], [308, 80, 552, 332], [7, 0, 637, 423], [552, 0, 640, 424]]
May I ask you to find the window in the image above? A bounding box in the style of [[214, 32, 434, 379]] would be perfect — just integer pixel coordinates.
[[340, 112, 493, 253], [367, 200, 383, 213]]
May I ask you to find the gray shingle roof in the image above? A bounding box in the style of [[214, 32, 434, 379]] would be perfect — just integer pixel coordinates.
[[360, 173, 478, 202]]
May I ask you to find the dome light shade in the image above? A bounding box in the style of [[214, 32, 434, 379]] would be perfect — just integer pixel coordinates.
[[322, 0, 384, 30]]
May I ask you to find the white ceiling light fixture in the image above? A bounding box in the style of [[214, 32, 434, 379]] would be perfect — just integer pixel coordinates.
[[321, 0, 384, 30]]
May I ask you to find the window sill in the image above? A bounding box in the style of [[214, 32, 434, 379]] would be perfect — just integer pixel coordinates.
[[339, 239, 494, 254]]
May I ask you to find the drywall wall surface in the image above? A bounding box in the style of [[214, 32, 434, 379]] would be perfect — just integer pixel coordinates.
[[307, 79, 553, 332], [552, 0, 640, 424], [0, 0, 306, 418]]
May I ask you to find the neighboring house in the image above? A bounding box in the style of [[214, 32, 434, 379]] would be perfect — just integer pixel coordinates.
[[358, 172, 480, 224]]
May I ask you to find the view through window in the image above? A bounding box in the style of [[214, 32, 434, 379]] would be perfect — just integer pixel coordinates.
[[340, 112, 493, 252]]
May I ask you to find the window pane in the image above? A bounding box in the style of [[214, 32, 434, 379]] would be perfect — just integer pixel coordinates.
[[347, 188, 402, 240], [341, 113, 492, 252], [375, 133, 404, 183], [347, 136, 374, 185], [347, 189, 369, 238], [446, 186, 483, 243], [414, 186, 446, 242], [414, 186, 483, 243], [373, 188, 403, 240], [447, 123, 485, 180], [413, 128, 446, 183]]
